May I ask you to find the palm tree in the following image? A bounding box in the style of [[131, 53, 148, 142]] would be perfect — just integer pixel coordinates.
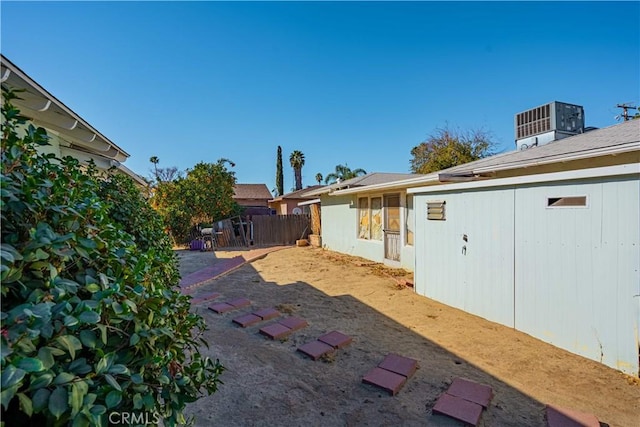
[[315, 173, 323, 185], [149, 156, 159, 181], [289, 150, 305, 190], [324, 164, 367, 184]]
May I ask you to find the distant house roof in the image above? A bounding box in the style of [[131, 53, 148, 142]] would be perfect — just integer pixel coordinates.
[[233, 184, 273, 200], [304, 173, 419, 196], [269, 185, 324, 202]]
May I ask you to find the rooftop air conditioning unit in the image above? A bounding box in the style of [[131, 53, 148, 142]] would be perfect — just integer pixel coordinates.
[[515, 101, 584, 150]]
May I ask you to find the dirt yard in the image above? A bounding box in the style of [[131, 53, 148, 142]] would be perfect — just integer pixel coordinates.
[[178, 247, 639, 426]]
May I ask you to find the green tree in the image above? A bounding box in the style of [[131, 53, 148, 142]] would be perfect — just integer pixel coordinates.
[[276, 146, 284, 196], [1, 91, 223, 427], [315, 173, 323, 185], [151, 159, 239, 244], [410, 125, 495, 174], [289, 150, 305, 191], [324, 164, 367, 184]]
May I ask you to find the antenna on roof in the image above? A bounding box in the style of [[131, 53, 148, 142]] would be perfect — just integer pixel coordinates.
[[615, 103, 638, 121]]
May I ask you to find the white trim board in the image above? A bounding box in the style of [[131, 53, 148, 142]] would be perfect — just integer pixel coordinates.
[[408, 164, 640, 194]]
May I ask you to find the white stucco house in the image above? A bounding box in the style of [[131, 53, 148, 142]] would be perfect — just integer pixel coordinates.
[[313, 120, 639, 375], [305, 173, 423, 272], [1, 54, 145, 186]]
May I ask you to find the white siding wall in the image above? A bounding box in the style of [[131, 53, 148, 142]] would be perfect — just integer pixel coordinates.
[[414, 175, 640, 375], [514, 177, 640, 374], [321, 194, 383, 262], [415, 188, 516, 327]]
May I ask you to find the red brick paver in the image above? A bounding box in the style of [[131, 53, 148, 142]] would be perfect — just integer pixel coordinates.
[[259, 323, 293, 340], [546, 405, 600, 427], [189, 293, 221, 305], [377, 353, 418, 378], [208, 303, 235, 314], [433, 393, 484, 426], [297, 340, 335, 360], [447, 377, 493, 408], [232, 313, 262, 328], [278, 316, 308, 332], [253, 307, 280, 320], [362, 367, 407, 396], [317, 331, 352, 349]]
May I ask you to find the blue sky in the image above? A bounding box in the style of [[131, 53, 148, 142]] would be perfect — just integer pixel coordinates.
[[2, 1, 638, 192]]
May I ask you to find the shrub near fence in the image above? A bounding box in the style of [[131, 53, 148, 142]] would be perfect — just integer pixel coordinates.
[[251, 214, 310, 246]]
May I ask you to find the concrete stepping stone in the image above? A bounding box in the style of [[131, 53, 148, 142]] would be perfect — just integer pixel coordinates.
[[433, 393, 484, 426], [297, 340, 335, 360], [447, 377, 493, 408], [209, 298, 251, 314], [232, 308, 281, 328], [259, 316, 308, 340], [317, 331, 352, 349], [546, 405, 600, 427], [362, 367, 407, 396], [378, 353, 418, 378], [190, 293, 221, 305]]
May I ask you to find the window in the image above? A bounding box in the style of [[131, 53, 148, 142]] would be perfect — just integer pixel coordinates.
[[427, 200, 446, 220], [357, 196, 383, 241], [358, 197, 369, 239], [547, 196, 587, 208], [405, 195, 414, 246]]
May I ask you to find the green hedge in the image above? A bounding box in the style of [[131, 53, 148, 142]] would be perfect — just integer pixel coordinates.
[[0, 90, 223, 426]]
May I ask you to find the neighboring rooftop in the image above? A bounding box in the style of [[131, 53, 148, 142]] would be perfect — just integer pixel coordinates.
[[269, 185, 324, 202], [305, 173, 420, 196], [233, 184, 273, 200]]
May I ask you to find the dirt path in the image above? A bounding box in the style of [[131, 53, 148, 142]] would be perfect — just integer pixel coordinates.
[[182, 247, 639, 426]]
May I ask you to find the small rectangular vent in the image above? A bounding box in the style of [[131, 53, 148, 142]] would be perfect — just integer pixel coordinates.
[[427, 201, 446, 220], [547, 196, 587, 207]]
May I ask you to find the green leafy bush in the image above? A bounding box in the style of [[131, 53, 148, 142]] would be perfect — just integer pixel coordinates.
[[151, 161, 242, 246], [0, 90, 223, 426]]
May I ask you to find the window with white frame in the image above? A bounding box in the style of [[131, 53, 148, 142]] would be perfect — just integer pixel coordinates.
[[405, 195, 414, 246], [357, 196, 383, 241]]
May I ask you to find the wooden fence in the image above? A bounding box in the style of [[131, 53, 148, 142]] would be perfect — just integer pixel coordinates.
[[251, 214, 311, 246]]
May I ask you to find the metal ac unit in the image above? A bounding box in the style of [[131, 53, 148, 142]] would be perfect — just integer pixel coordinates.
[[515, 101, 584, 150]]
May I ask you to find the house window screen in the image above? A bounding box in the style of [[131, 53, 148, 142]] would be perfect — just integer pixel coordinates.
[[358, 197, 370, 239], [371, 197, 383, 241], [427, 200, 446, 220], [405, 195, 414, 246]]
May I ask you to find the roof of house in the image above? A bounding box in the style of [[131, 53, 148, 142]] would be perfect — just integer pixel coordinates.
[[233, 184, 273, 200], [328, 120, 639, 196], [1, 54, 147, 186], [269, 185, 324, 202], [441, 119, 639, 176], [304, 173, 420, 196]]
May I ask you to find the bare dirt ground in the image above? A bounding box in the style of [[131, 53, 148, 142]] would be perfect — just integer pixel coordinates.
[[177, 247, 639, 427]]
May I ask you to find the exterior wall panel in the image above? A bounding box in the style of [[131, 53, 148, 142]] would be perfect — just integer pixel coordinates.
[[415, 188, 515, 327], [515, 177, 640, 374]]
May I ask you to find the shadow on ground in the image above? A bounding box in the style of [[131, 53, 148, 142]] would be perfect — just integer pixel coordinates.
[[182, 256, 553, 427]]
